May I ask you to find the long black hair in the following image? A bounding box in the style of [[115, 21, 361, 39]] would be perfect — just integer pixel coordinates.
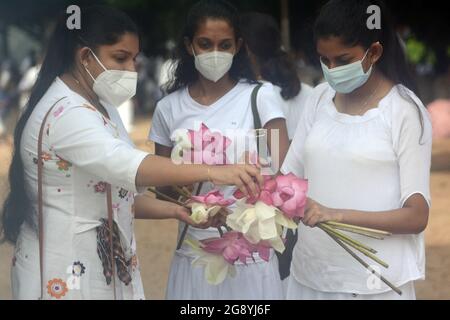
[[241, 12, 301, 100], [314, 0, 424, 140], [167, 0, 256, 93], [1, 5, 139, 244]]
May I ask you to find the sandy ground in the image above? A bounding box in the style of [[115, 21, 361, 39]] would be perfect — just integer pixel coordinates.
[[0, 116, 449, 300]]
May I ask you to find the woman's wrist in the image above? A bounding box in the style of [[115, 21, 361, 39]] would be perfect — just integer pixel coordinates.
[[190, 164, 211, 184], [168, 202, 181, 220], [331, 208, 345, 223]]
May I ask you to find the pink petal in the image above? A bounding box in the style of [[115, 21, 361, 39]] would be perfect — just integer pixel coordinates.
[[281, 198, 298, 218], [259, 190, 274, 206], [233, 189, 245, 199], [200, 123, 210, 135], [257, 246, 270, 262], [276, 173, 296, 188], [190, 196, 206, 203], [202, 239, 229, 254], [264, 178, 277, 193], [255, 241, 271, 262], [272, 192, 284, 207], [292, 179, 308, 193], [223, 246, 239, 264], [296, 206, 306, 219], [280, 186, 295, 197]]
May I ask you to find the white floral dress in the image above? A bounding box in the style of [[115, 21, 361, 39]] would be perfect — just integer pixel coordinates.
[[11, 77, 149, 300]]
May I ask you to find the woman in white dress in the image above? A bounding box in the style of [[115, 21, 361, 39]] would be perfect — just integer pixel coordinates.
[[281, 0, 432, 300], [0, 6, 262, 300], [149, 0, 290, 300]]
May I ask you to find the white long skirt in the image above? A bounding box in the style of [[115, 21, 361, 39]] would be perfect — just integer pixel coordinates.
[[166, 252, 284, 300], [285, 276, 416, 300]]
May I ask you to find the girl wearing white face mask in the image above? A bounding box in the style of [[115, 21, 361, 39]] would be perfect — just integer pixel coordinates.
[[2, 5, 263, 300], [149, 0, 290, 300], [282, 0, 432, 300]]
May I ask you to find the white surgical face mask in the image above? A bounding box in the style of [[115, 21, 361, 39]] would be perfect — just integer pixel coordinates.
[[192, 46, 234, 82], [320, 49, 373, 94], [84, 49, 138, 107]]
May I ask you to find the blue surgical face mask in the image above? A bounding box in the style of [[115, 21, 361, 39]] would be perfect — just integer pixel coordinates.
[[320, 49, 373, 94]]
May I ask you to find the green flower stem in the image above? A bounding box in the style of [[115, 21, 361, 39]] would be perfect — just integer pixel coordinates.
[[320, 226, 389, 269], [217, 226, 224, 238], [148, 188, 190, 209], [173, 186, 192, 198], [319, 223, 377, 254], [323, 229, 402, 296], [182, 186, 193, 196], [325, 221, 392, 237], [323, 223, 386, 240]]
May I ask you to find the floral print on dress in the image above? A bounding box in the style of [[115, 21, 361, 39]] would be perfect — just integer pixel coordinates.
[[41, 152, 52, 162], [47, 279, 68, 299], [94, 181, 107, 194], [53, 105, 65, 118], [66, 261, 86, 291], [56, 156, 72, 177], [112, 203, 120, 213], [71, 261, 86, 277], [118, 188, 129, 199], [130, 255, 138, 272]]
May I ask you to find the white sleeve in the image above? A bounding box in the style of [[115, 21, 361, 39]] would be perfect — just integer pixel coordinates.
[[256, 83, 286, 127], [281, 84, 327, 178], [49, 107, 149, 193], [287, 83, 314, 139], [148, 100, 173, 147], [391, 90, 433, 208]]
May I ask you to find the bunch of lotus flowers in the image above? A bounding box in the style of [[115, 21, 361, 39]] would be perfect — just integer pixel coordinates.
[[149, 173, 400, 294], [149, 123, 401, 294]]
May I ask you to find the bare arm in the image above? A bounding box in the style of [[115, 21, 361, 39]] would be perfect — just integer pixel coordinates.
[[136, 145, 264, 197], [154, 144, 182, 200], [134, 194, 186, 220], [303, 194, 429, 235]]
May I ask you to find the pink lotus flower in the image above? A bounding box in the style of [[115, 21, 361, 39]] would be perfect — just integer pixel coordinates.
[[191, 189, 235, 207], [200, 232, 272, 265], [187, 123, 232, 165], [233, 174, 308, 219], [201, 232, 254, 265], [252, 241, 271, 262], [272, 174, 308, 219], [233, 176, 276, 205]]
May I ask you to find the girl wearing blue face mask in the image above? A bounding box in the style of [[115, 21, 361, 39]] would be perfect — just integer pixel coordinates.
[[149, 0, 290, 300], [1, 5, 263, 300], [281, 0, 432, 300]]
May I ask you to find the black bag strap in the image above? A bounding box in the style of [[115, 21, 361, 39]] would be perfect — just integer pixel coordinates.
[[251, 83, 263, 154], [251, 83, 263, 130]]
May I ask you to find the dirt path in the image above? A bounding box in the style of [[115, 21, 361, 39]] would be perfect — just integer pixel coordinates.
[[1, 117, 449, 299]]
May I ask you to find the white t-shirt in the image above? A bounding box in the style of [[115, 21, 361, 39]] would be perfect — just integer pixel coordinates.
[[149, 81, 286, 254], [281, 82, 432, 294], [276, 82, 314, 140]]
